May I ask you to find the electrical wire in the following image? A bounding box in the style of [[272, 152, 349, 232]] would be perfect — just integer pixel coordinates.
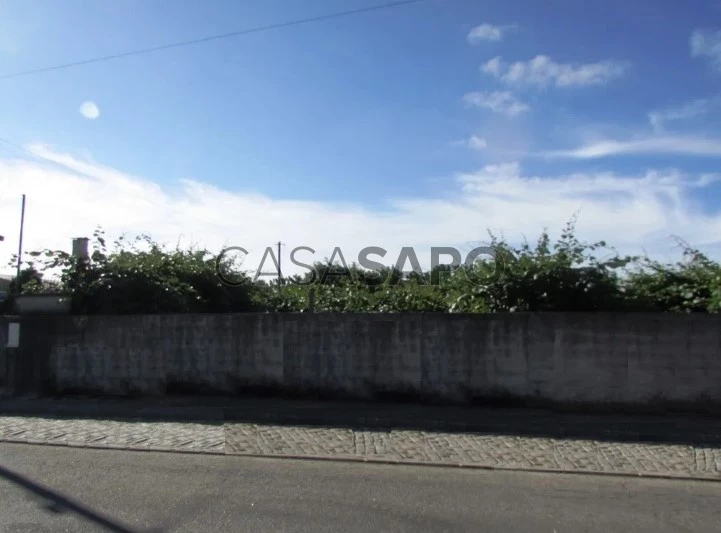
[[0, 0, 431, 81]]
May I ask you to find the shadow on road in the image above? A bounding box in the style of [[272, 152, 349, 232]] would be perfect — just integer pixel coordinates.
[[0, 463, 151, 533]]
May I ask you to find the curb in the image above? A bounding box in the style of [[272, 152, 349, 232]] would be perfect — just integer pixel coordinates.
[[3, 438, 720, 484], [230, 452, 721, 484]]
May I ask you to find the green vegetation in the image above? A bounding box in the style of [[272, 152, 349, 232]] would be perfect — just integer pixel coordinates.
[[6, 220, 721, 314], [7, 228, 255, 314]]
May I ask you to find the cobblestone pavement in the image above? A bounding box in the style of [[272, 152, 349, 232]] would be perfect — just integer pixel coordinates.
[[1, 416, 720, 479], [0, 416, 225, 453]]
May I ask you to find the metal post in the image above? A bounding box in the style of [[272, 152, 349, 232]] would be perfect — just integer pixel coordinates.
[[277, 241, 282, 289], [15, 194, 26, 290]]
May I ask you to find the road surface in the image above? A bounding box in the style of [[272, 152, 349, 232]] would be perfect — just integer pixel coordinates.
[[0, 443, 718, 532]]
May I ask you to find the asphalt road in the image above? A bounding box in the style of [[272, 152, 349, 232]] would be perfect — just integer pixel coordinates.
[[0, 443, 719, 533]]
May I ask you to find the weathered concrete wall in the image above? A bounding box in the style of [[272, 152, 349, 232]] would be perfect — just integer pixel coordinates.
[[0, 318, 8, 389], [14, 313, 721, 408]]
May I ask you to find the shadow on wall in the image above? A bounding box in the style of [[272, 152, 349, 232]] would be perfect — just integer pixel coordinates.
[[0, 317, 12, 392]]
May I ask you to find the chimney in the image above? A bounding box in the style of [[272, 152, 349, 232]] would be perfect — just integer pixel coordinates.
[[72, 237, 89, 259]]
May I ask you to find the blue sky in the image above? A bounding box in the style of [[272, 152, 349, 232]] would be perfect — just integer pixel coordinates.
[[1, 0, 721, 273]]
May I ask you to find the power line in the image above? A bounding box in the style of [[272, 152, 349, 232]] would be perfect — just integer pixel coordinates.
[[0, 0, 431, 81]]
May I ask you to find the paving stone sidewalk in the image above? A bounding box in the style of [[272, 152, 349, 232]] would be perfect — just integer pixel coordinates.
[[1, 415, 720, 480]]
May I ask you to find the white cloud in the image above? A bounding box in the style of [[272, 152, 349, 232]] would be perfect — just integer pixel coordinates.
[[544, 135, 721, 159], [2, 145, 721, 277], [463, 91, 530, 117], [467, 23, 517, 43], [691, 29, 721, 72], [482, 56, 504, 77], [468, 135, 487, 150], [79, 101, 100, 120], [648, 98, 711, 130], [450, 135, 487, 151], [481, 55, 629, 88]]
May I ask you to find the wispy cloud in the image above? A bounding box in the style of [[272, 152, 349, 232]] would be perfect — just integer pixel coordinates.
[[648, 98, 712, 130], [467, 23, 517, 43], [543, 136, 721, 159], [453, 135, 488, 151], [481, 55, 629, 88], [2, 145, 721, 275], [463, 91, 530, 117], [691, 29, 721, 72], [467, 135, 487, 150], [79, 101, 100, 120]]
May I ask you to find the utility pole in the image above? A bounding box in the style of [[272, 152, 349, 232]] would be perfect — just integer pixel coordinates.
[[276, 241, 283, 289], [16, 194, 26, 288]]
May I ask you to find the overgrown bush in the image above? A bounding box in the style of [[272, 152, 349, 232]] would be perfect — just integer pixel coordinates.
[[10, 228, 257, 314], [7, 221, 721, 314]]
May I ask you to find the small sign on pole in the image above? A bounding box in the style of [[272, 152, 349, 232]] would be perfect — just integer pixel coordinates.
[[7, 323, 19, 348]]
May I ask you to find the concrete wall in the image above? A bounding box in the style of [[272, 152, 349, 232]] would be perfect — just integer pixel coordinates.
[[12, 313, 721, 408], [0, 317, 8, 390]]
